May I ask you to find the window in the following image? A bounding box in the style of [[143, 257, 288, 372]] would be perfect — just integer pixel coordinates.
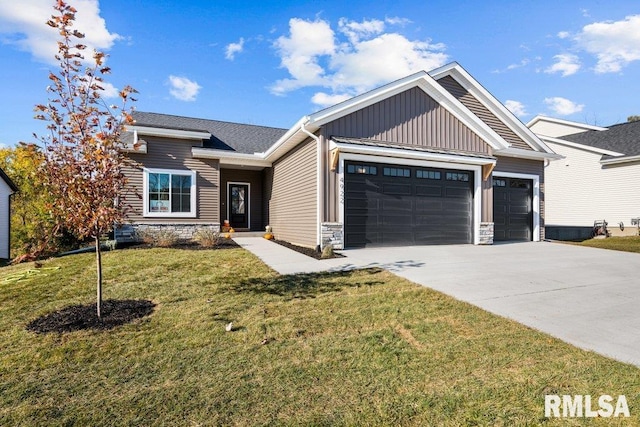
[[446, 172, 470, 182], [383, 167, 410, 177], [347, 164, 377, 175], [510, 179, 530, 189], [144, 169, 196, 217], [416, 169, 441, 180], [493, 178, 506, 187]]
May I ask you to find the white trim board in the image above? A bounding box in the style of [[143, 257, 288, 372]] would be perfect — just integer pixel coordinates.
[[142, 168, 197, 218]]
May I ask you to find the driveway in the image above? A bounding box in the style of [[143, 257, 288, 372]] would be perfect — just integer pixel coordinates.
[[342, 242, 640, 367]]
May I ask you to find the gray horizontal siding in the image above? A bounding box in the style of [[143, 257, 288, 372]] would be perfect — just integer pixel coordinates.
[[437, 75, 532, 151], [322, 87, 490, 154], [266, 139, 317, 248], [124, 137, 220, 224]]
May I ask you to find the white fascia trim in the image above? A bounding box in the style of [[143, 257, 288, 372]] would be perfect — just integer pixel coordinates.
[[538, 135, 624, 157], [142, 168, 197, 218], [430, 63, 555, 154], [600, 154, 640, 165], [337, 152, 483, 245], [191, 147, 272, 167], [526, 115, 608, 132], [127, 125, 211, 141], [332, 141, 496, 167], [260, 116, 311, 160], [494, 147, 564, 161], [492, 171, 541, 242]]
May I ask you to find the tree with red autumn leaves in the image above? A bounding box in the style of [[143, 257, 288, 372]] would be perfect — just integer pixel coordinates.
[[35, 1, 138, 319]]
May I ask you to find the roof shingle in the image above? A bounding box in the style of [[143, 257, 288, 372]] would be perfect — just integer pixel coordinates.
[[562, 120, 640, 159]]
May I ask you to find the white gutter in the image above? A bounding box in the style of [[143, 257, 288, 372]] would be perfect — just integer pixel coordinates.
[[300, 121, 322, 250], [600, 154, 640, 166], [192, 147, 272, 167], [493, 147, 563, 161], [538, 135, 624, 157], [128, 125, 211, 141]]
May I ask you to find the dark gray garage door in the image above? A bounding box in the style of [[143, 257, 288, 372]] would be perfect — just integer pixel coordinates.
[[493, 177, 533, 241], [344, 161, 473, 247]]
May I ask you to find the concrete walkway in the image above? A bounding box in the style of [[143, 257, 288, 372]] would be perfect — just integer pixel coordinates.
[[233, 237, 640, 367]]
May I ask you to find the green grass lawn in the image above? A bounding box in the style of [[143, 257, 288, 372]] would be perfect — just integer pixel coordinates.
[[1, 247, 639, 425], [572, 235, 640, 254]]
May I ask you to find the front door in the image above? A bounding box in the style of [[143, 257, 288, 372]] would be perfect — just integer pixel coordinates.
[[229, 183, 249, 229]]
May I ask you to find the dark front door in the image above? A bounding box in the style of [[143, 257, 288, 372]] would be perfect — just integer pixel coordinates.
[[229, 184, 249, 229], [493, 177, 533, 241], [344, 161, 473, 248]]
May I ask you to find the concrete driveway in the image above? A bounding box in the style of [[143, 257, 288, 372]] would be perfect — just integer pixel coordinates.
[[342, 242, 640, 367]]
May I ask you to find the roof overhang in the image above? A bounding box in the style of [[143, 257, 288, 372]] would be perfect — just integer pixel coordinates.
[[600, 154, 640, 166], [429, 62, 556, 155], [538, 135, 624, 157], [0, 168, 18, 193], [192, 147, 271, 168], [331, 139, 496, 166], [127, 125, 211, 141], [526, 115, 608, 132], [493, 147, 563, 161]]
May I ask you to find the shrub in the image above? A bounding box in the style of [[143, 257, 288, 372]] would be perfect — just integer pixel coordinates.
[[137, 229, 179, 248], [193, 228, 221, 248]]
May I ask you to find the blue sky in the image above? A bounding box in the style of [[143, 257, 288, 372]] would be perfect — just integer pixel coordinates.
[[0, 0, 639, 147]]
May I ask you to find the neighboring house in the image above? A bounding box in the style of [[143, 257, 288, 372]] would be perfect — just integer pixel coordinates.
[[121, 62, 560, 249], [0, 167, 18, 260], [528, 116, 640, 239]]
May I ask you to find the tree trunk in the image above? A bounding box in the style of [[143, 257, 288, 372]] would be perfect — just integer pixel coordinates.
[[95, 236, 102, 319]]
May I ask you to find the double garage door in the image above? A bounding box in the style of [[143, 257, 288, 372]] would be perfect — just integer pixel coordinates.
[[344, 161, 533, 247], [344, 161, 474, 247]]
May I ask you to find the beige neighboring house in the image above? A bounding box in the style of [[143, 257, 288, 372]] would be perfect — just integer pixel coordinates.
[[0, 167, 18, 260], [528, 115, 640, 239], [119, 62, 561, 249]]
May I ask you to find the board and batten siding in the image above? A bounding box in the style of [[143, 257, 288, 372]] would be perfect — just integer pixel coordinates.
[[124, 137, 220, 224], [544, 142, 640, 230], [493, 156, 545, 240], [437, 76, 532, 151], [0, 178, 11, 259], [220, 168, 264, 230], [267, 138, 317, 248], [321, 87, 490, 154]]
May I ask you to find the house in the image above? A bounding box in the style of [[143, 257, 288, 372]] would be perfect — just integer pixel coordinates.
[[0, 167, 18, 260], [121, 62, 560, 249], [528, 115, 640, 240]]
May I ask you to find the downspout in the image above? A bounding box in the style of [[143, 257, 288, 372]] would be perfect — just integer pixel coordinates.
[[300, 120, 322, 251]]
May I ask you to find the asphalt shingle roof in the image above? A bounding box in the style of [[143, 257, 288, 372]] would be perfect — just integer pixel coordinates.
[[131, 111, 288, 154], [562, 120, 640, 159]]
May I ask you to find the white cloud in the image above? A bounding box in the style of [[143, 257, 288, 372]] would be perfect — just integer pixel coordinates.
[[225, 38, 244, 60], [544, 97, 584, 116], [557, 31, 570, 39], [504, 100, 527, 117], [0, 0, 120, 64], [270, 17, 448, 103], [311, 92, 353, 108], [575, 15, 640, 73], [168, 75, 201, 102], [385, 16, 412, 26], [545, 53, 581, 76], [492, 58, 530, 74]]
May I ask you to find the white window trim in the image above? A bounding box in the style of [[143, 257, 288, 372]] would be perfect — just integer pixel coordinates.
[[338, 153, 483, 245], [143, 168, 197, 218], [226, 181, 251, 229], [492, 171, 541, 242]]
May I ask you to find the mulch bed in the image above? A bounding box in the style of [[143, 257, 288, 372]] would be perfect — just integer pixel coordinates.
[[26, 299, 156, 334], [272, 240, 345, 260], [122, 238, 240, 251]]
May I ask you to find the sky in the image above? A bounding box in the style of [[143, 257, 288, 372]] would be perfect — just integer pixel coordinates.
[[0, 0, 639, 148]]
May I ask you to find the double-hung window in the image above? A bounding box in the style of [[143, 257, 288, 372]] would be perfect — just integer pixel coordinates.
[[143, 168, 196, 217]]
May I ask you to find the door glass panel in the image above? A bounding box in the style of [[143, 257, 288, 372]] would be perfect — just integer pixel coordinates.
[[231, 187, 245, 214]]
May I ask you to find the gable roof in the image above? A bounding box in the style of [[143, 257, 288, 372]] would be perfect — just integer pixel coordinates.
[[562, 120, 640, 160], [0, 167, 18, 192], [429, 62, 554, 155], [131, 111, 288, 154], [527, 115, 608, 135]]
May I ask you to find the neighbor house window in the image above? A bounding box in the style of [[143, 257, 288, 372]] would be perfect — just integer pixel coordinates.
[[144, 168, 196, 217], [383, 167, 410, 177]]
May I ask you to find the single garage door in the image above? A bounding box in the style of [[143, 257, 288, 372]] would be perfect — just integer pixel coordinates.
[[493, 177, 533, 241], [344, 161, 473, 247]]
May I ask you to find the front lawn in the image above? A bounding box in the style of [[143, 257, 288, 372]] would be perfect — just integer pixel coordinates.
[[1, 247, 638, 425], [572, 235, 640, 254]]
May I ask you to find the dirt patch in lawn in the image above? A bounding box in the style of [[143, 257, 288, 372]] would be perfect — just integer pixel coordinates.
[[272, 240, 345, 260], [26, 299, 156, 333]]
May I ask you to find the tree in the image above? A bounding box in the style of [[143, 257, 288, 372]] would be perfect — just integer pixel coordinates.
[[627, 115, 640, 123], [35, 1, 137, 319]]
